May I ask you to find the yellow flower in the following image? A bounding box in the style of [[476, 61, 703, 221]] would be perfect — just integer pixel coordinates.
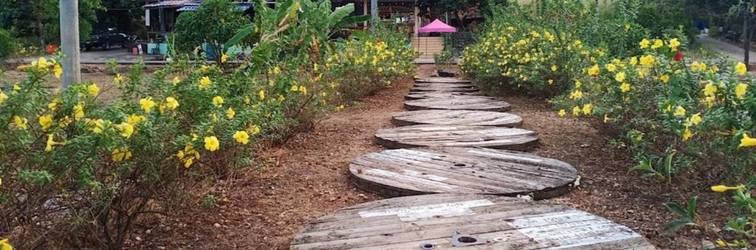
[[45, 134, 56, 151], [233, 131, 249, 145], [574, 80, 582, 88], [172, 77, 181, 85], [691, 61, 707, 71], [640, 55, 654, 67], [74, 103, 85, 119], [687, 113, 703, 126], [53, 64, 62, 78], [39, 114, 53, 131], [710, 184, 745, 193], [58, 116, 72, 128], [291, 85, 299, 92], [660, 75, 670, 83], [13, 84, 20, 91], [0, 238, 10, 250], [735, 62, 748, 76], [87, 84, 100, 96], [184, 157, 194, 168], [620, 82, 631, 92], [548, 79, 554, 85], [221, 54, 229, 63], [735, 83, 748, 99], [625, 23, 631, 31], [112, 147, 133, 162], [605, 64, 616, 72], [212, 96, 224, 107], [116, 122, 134, 138], [582, 104, 593, 115], [551, 65, 558, 71], [674, 106, 686, 117], [163, 97, 179, 110], [204, 136, 220, 151], [249, 125, 261, 135], [199, 76, 212, 89], [703, 82, 717, 97], [572, 106, 581, 116], [651, 39, 663, 49], [740, 133, 756, 147], [629, 57, 638, 66], [639, 39, 650, 49], [127, 115, 146, 125], [668, 38, 680, 51], [0, 91, 7, 105], [587, 64, 600, 76], [300, 86, 307, 95], [12, 115, 27, 130], [558, 109, 566, 117], [114, 74, 124, 84], [603, 114, 611, 123], [35, 57, 49, 69], [336, 104, 345, 111], [682, 127, 693, 141], [139, 97, 157, 113], [258, 90, 265, 100], [226, 107, 235, 119], [569, 90, 583, 100], [614, 72, 625, 82]]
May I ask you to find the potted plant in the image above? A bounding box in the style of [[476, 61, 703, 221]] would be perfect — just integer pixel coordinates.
[[434, 49, 455, 77]]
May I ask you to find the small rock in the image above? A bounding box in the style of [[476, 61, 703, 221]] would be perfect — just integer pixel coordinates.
[[145, 229, 151, 234], [135, 236, 142, 242], [358, 194, 367, 199], [701, 240, 715, 250], [214, 223, 222, 228]]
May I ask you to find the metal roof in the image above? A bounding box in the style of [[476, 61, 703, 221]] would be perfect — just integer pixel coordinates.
[[177, 2, 252, 12], [143, 0, 199, 9]]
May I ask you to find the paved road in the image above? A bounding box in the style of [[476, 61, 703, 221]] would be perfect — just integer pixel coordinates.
[[696, 34, 756, 63], [10, 48, 166, 64]]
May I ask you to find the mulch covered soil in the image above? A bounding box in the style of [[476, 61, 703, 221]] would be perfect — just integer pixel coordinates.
[[137, 65, 730, 250]]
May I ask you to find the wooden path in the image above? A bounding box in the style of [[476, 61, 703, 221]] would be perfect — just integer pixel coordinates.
[[404, 97, 511, 112], [349, 148, 578, 198], [291, 76, 655, 249], [291, 194, 656, 250], [391, 110, 522, 127]]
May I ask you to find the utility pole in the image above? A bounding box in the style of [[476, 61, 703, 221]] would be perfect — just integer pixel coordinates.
[[744, 3, 751, 70], [371, 0, 378, 30], [60, 0, 81, 89]]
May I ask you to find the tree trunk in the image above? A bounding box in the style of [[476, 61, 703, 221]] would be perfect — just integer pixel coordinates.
[[745, 6, 750, 70]]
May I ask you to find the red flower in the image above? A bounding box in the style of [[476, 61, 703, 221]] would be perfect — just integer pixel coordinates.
[[673, 51, 683, 61]]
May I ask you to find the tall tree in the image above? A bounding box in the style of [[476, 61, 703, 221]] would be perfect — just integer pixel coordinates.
[[0, 0, 102, 46]]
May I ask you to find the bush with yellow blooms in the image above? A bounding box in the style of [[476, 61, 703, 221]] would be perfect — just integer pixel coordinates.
[[0, 0, 414, 248]]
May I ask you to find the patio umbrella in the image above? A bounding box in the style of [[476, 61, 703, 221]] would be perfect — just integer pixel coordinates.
[[417, 19, 456, 59]]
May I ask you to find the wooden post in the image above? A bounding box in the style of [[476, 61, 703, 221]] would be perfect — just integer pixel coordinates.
[[363, 0, 368, 27], [60, 0, 81, 88], [371, 0, 378, 29], [745, 3, 750, 70]]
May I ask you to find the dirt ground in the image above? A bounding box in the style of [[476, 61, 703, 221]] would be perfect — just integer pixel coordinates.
[[2, 64, 727, 249]]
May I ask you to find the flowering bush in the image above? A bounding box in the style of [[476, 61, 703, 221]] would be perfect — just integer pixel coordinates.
[[0, 0, 414, 248]]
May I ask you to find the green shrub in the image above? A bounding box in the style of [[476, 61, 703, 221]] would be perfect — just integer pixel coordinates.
[[170, 0, 253, 59], [0, 29, 17, 59]]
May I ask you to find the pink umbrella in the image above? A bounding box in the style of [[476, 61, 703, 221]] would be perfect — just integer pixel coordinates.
[[418, 19, 457, 33]]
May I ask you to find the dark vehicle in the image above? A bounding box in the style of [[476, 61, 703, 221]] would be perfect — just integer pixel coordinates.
[[80, 28, 135, 51]]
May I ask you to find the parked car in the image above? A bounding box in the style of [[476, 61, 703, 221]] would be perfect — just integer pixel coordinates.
[[80, 28, 135, 51]]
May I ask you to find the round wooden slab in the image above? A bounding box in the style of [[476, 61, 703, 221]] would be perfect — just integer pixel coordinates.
[[414, 82, 475, 88], [290, 193, 656, 250], [392, 110, 523, 127], [415, 77, 472, 83], [405, 92, 487, 100], [374, 125, 539, 151], [410, 85, 479, 93], [405, 97, 511, 112], [349, 148, 578, 199]]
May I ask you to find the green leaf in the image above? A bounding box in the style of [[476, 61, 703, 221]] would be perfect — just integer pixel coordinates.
[[334, 15, 371, 30], [225, 24, 257, 48], [661, 219, 692, 235], [663, 201, 690, 219], [328, 4, 355, 28], [686, 196, 697, 220]]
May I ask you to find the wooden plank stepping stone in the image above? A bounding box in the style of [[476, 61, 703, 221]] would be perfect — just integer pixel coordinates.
[[290, 193, 656, 250], [405, 92, 487, 100], [415, 77, 472, 83], [413, 82, 475, 88], [410, 83, 479, 93], [374, 125, 539, 151], [349, 147, 578, 199], [405, 97, 511, 112], [392, 110, 522, 127]]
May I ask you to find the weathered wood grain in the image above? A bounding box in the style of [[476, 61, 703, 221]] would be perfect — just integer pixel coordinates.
[[413, 82, 475, 88], [349, 147, 578, 199], [392, 110, 523, 127], [290, 194, 656, 250], [374, 125, 539, 151], [410, 85, 479, 93], [404, 97, 511, 112], [405, 92, 487, 100], [415, 77, 472, 84]]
